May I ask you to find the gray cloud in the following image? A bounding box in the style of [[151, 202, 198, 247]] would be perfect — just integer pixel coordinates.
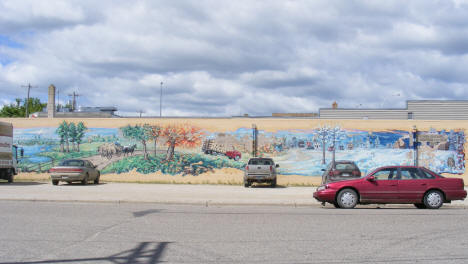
[[1, 0, 468, 116]]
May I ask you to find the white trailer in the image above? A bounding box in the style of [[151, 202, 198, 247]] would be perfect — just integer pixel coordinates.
[[0, 121, 21, 183]]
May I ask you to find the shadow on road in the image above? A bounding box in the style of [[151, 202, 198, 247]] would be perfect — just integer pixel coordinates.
[[0, 182, 47, 186], [133, 209, 163, 217], [57, 182, 108, 187], [0, 241, 171, 264], [250, 184, 287, 189]]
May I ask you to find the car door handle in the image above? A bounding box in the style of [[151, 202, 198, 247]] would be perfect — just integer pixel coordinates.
[[390, 184, 397, 186], [421, 183, 427, 186]]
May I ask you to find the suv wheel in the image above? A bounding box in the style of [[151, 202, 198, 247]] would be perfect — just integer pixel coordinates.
[[336, 188, 358, 209], [424, 190, 443, 209], [52, 180, 59, 186], [244, 180, 251, 188], [271, 178, 277, 188]]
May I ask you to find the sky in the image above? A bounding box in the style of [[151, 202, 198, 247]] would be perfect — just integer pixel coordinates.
[[1, 0, 468, 117]]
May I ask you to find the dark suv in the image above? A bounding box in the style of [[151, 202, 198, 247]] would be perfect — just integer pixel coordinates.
[[321, 160, 361, 184]]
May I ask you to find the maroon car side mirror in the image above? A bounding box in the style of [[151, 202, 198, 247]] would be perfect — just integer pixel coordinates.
[[367, 176, 375, 181]]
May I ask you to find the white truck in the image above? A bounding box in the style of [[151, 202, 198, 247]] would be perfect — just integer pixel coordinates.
[[0, 121, 22, 183]]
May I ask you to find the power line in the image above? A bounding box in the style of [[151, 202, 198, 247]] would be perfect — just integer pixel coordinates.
[[21, 83, 37, 118], [68, 91, 81, 111]]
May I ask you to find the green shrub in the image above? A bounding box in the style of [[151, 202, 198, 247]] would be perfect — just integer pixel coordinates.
[[102, 153, 244, 175]]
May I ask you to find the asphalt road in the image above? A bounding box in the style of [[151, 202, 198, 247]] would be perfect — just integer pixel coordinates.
[[0, 201, 467, 264]]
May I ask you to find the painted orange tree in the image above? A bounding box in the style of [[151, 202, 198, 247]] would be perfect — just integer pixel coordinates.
[[146, 125, 162, 156], [163, 124, 202, 160]]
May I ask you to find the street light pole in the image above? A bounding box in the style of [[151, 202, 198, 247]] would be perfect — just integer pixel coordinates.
[[21, 83, 37, 118], [160, 82, 163, 118]]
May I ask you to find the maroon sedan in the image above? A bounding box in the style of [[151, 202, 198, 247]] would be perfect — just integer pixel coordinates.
[[313, 166, 467, 209]]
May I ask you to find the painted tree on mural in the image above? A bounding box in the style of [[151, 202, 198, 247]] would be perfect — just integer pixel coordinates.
[[68, 122, 77, 151], [316, 125, 331, 164], [163, 124, 202, 160], [147, 125, 162, 156], [76, 122, 87, 152], [56, 121, 70, 152], [120, 124, 151, 160]]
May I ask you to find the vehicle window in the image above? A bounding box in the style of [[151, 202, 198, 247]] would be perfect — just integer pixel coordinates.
[[59, 160, 84, 167], [335, 163, 356, 170], [419, 169, 436, 179], [400, 168, 423, 179], [248, 160, 258, 165], [249, 159, 272, 165], [372, 168, 397, 180]]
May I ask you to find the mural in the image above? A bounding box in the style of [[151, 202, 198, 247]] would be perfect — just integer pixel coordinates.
[[13, 122, 465, 177]]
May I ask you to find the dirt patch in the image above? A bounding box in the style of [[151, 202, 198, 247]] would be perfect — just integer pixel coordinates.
[[16, 169, 321, 186]]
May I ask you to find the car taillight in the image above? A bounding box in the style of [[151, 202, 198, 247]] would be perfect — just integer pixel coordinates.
[[246, 165, 249, 171], [353, 171, 361, 176], [270, 165, 272, 172]]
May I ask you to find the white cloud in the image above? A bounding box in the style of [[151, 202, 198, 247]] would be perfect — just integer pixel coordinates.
[[1, 0, 468, 116]]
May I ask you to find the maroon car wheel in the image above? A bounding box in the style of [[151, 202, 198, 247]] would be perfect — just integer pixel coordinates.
[[336, 189, 358, 209], [424, 190, 443, 209]]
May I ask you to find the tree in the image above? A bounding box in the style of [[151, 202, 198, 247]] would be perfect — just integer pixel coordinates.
[[56, 121, 70, 152], [147, 125, 162, 156], [316, 125, 331, 165], [0, 97, 46, 117], [162, 124, 202, 161], [120, 124, 151, 160], [76, 122, 87, 152], [68, 122, 77, 151]]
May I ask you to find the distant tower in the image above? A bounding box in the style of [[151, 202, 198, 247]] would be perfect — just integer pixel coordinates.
[[47, 84, 56, 118], [332, 101, 338, 109]]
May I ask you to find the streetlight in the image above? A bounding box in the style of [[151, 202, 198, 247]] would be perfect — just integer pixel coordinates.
[[160, 82, 163, 117]]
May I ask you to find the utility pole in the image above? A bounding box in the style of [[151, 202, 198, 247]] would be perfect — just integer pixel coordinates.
[[68, 91, 81, 111], [138, 110, 145, 118], [252, 124, 258, 157], [21, 83, 37, 118], [160, 82, 163, 117]]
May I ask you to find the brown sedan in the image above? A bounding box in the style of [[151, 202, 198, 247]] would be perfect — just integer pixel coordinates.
[[50, 159, 100, 185]]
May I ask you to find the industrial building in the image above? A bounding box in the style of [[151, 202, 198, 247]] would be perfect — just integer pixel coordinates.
[[318, 100, 468, 120], [31, 84, 118, 118]]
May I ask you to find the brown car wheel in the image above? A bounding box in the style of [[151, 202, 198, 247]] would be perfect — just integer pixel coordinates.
[[81, 174, 89, 185]]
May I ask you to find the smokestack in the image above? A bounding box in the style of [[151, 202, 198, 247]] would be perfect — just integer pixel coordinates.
[[48, 84, 56, 118]]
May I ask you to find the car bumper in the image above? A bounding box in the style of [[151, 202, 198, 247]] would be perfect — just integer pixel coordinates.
[[244, 174, 275, 182], [313, 189, 337, 203], [445, 189, 467, 201], [50, 173, 84, 181]]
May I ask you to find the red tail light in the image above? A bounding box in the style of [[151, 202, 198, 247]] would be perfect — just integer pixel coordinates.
[[50, 168, 83, 173], [270, 165, 272, 172], [246, 165, 249, 171]]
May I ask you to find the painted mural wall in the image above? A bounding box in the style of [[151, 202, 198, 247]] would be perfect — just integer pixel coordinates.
[[2, 118, 467, 184]]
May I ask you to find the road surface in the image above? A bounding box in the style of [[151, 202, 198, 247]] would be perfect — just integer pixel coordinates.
[[0, 201, 467, 263]]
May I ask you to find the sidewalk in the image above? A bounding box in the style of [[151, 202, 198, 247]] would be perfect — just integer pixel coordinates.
[[0, 182, 466, 208]]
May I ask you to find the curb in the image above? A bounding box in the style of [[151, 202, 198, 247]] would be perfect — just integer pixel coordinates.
[[0, 198, 465, 209]]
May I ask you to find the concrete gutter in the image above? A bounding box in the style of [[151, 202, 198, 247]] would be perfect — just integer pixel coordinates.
[[0, 182, 466, 208]]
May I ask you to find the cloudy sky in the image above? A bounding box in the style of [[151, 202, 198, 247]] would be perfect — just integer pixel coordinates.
[[1, 0, 468, 117]]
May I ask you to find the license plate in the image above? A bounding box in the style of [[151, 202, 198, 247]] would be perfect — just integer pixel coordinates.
[[61, 176, 68, 179], [342, 173, 350, 176]]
